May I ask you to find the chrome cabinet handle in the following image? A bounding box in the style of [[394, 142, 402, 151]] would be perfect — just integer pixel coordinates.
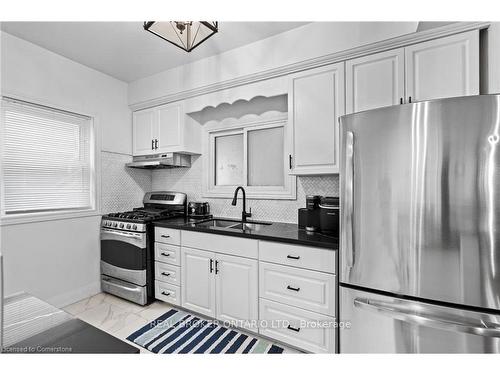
[[344, 131, 355, 268], [287, 285, 300, 292], [161, 291, 171, 296], [354, 298, 500, 338], [287, 325, 300, 333], [161, 252, 170, 257], [215, 260, 219, 275], [209, 259, 214, 273], [155, 139, 159, 149], [151, 139, 154, 150], [161, 235, 170, 238], [287, 255, 300, 260], [161, 272, 171, 276]]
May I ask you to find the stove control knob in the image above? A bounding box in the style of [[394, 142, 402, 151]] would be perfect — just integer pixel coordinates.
[[113, 222, 118, 228], [126, 224, 131, 229], [119, 223, 124, 229], [132, 224, 137, 230]]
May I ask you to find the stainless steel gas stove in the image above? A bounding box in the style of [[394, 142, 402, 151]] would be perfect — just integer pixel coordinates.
[[100, 191, 187, 305]]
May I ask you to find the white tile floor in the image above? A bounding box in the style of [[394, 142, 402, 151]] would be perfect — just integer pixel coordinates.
[[64, 293, 300, 354]]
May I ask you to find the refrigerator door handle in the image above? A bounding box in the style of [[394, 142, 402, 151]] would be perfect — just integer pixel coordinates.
[[354, 298, 500, 338], [344, 131, 355, 268]]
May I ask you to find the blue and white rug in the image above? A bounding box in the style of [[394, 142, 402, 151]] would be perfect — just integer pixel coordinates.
[[127, 308, 286, 354]]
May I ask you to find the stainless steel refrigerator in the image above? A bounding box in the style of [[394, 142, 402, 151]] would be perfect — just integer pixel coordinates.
[[339, 94, 500, 353]]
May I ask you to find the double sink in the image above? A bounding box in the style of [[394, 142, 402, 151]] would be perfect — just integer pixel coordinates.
[[193, 187, 272, 232], [194, 218, 272, 232]]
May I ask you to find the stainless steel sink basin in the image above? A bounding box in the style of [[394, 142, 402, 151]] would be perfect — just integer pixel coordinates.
[[205, 219, 241, 228], [195, 218, 272, 231], [227, 222, 270, 231]]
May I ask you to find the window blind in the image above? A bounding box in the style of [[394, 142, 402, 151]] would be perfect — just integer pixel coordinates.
[[1, 98, 94, 215]]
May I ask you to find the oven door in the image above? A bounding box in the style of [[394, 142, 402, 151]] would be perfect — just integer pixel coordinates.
[[100, 228, 147, 286]]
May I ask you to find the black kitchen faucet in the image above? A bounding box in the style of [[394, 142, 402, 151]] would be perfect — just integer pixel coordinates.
[[231, 186, 252, 222]]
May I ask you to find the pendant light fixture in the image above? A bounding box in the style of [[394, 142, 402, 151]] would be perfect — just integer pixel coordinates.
[[143, 21, 218, 52]]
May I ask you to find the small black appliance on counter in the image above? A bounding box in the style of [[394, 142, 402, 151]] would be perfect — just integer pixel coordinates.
[[318, 196, 339, 235], [188, 201, 212, 220], [298, 195, 339, 236]]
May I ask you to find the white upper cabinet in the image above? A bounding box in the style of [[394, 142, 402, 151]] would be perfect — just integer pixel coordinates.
[[156, 103, 182, 152], [345, 30, 479, 115], [132, 108, 156, 155], [288, 62, 345, 175], [405, 30, 479, 102], [132, 101, 201, 156], [346, 48, 405, 114]]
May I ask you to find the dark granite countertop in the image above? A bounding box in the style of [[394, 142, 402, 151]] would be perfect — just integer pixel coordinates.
[[153, 217, 338, 250]]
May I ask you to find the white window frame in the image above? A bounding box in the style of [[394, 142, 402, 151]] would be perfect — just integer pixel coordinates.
[[0, 96, 101, 225], [203, 115, 296, 200]]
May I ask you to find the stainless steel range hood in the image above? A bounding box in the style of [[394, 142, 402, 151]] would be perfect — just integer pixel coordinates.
[[126, 153, 191, 169]]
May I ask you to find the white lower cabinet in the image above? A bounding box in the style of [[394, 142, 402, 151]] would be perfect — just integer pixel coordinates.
[[154, 234, 183, 306], [155, 280, 181, 305], [259, 298, 336, 354], [259, 262, 336, 316], [215, 253, 258, 332], [154, 243, 181, 266], [155, 262, 181, 286], [180, 245, 258, 330], [168, 230, 338, 353], [180, 247, 216, 317]]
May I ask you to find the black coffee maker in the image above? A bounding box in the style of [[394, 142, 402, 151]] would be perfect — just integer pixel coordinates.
[[298, 195, 339, 236]]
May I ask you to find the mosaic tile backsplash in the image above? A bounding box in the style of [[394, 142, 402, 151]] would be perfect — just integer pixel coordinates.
[[151, 155, 339, 223], [101, 151, 152, 214]]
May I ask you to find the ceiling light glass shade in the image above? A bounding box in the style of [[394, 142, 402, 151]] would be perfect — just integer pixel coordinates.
[[143, 21, 218, 52]]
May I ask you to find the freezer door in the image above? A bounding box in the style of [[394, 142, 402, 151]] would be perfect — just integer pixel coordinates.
[[340, 94, 500, 310], [340, 286, 500, 353]]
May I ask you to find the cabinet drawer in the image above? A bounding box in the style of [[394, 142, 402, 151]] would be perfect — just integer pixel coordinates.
[[155, 281, 181, 306], [259, 298, 336, 353], [155, 262, 181, 286], [154, 243, 181, 266], [259, 241, 336, 274], [181, 230, 258, 259], [155, 227, 181, 245], [259, 262, 336, 316]]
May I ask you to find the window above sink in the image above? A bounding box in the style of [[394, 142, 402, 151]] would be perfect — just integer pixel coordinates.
[[201, 108, 296, 200]]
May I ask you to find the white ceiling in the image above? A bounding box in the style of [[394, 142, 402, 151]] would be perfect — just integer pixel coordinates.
[[1, 22, 309, 82]]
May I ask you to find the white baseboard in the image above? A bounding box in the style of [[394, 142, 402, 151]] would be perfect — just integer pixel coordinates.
[[46, 281, 101, 309]]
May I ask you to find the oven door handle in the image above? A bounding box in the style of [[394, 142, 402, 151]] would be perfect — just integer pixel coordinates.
[[101, 229, 141, 239]]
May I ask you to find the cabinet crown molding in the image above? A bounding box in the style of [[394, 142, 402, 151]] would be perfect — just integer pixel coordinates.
[[129, 22, 490, 112]]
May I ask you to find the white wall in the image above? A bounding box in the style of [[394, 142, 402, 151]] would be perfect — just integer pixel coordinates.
[[128, 22, 418, 105], [0, 32, 133, 307], [1, 32, 131, 154]]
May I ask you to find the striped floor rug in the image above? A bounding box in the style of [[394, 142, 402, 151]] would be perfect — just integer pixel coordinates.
[[127, 308, 286, 354]]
